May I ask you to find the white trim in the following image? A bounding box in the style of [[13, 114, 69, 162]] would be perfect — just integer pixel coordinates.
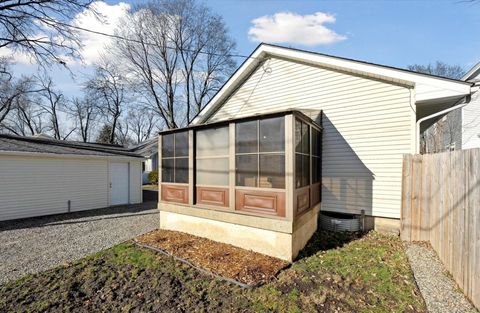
[[0, 150, 145, 161], [193, 44, 471, 125], [416, 98, 469, 152], [462, 62, 480, 81]]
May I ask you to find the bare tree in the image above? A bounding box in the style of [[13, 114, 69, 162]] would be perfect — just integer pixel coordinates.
[[35, 74, 75, 140], [1, 92, 45, 136], [86, 59, 128, 144], [69, 96, 98, 142], [127, 108, 157, 144], [0, 58, 38, 125], [116, 119, 132, 146], [0, 0, 98, 67], [408, 61, 465, 80], [112, 0, 236, 129]]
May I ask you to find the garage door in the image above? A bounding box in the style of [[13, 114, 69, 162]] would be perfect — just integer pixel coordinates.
[[109, 162, 129, 205], [0, 155, 109, 221]]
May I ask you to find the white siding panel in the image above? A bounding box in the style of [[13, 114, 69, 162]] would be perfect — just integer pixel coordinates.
[[462, 88, 480, 149], [129, 161, 142, 204], [209, 58, 413, 219], [0, 156, 109, 221]]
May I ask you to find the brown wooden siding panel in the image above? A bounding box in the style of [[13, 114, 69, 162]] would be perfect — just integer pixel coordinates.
[[235, 189, 285, 217], [196, 187, 229, 207], [296, 188, 310, 215], [161, 184, 188, 204], [311, 183, 321, 206]]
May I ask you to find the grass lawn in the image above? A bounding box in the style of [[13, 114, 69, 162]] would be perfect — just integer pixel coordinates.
[[0, 231, 426, 313], [142, 184, 158, 191]]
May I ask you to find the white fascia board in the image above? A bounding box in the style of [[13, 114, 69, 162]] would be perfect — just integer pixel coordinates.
[[194, 44, 472, 124], [0, 150, 145, 161], [462, 62, 480, 81]]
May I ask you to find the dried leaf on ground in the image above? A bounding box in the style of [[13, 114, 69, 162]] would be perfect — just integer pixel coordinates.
[[136, 229, 289, 285]]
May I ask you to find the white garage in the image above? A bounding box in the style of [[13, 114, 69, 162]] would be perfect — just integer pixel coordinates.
[[0, 134, 144, 221]]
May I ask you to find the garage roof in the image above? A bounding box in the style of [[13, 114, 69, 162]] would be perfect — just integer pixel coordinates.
[[0, 134, 144, 159], [130, 137, 158, 157]]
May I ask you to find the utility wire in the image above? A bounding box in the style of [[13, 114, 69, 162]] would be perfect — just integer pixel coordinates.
[[35, 15, 257, 60]]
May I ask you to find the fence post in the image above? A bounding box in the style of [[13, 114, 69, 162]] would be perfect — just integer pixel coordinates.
[[401, 154, 413, 241]]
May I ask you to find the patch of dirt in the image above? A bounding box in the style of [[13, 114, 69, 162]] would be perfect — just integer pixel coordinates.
[[0, 231, 427, 313], [136, 229, 289, 286], [0, 243, 249, 313]]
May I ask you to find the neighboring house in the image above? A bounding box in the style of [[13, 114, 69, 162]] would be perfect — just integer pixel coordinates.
[[130, 137, 159, 184], [422, 62, 480, 153], [0, 134, 144, 221], [157, 44, 472, 261]]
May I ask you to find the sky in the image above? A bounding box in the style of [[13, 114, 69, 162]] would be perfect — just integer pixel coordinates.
[[9, 0, 480, 98]]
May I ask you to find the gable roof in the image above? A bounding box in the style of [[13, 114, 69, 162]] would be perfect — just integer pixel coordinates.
[[462, 62, 480, 82], [0, 134, 143, 159], [193, 43, 472, 124]]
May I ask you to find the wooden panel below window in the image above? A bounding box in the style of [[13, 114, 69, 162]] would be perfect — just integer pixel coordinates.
[[296, 188, 310, 215], [235, 189, 285, 217], [161, 184, 188, 204], [196, 186, 229, 207], [311, 183, 321, 206]]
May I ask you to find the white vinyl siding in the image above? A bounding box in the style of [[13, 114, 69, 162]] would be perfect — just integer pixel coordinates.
[[0, 155, 143, 221], [208, 57, 413, 219], [462, 88, 480, 150]]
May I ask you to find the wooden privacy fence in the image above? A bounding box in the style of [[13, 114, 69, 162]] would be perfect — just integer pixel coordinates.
[[401, 149, 480, 309]]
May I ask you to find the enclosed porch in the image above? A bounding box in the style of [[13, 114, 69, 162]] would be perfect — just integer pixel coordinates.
[[158, 110, 322, 261]]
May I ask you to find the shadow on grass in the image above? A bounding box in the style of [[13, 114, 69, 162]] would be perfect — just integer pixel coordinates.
[[295, 230, 366, 262]]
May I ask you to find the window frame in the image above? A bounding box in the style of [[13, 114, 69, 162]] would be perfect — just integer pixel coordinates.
[[195, 126, 230, 187], [295, 118, 311, 189], [161, 132, 189, 184], [311, 127, 322, 184], [235, 116, 286, 189]]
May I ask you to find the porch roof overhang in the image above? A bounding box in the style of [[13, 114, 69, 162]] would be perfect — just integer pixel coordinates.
[[159, 109, 322, 136], [192, 44, 472, 125]]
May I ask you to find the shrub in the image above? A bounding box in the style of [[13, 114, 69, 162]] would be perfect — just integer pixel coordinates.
[[148, 170, 158, 185]]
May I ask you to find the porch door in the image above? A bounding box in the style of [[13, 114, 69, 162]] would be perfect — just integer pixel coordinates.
[[109, 162, 129, 205]]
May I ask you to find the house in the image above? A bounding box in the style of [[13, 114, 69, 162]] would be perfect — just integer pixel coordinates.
[[157, 44, 472, 261], [0, 134, 144, 221], [131, 137, 159, 184], [422, 62, 480, 153]]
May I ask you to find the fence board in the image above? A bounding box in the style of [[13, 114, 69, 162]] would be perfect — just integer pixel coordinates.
[[401, 149, 480, 309], [400, 154, 412, 241]]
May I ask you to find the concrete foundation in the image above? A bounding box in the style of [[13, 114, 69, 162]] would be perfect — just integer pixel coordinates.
[[159, 207, 320, 262], [364, 215, 400, 235]]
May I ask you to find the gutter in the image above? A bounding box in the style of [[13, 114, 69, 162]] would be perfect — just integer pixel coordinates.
[[416, 95, 471, 153]]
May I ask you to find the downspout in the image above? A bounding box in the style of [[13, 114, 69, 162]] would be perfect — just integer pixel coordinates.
[[416, 95, 470, 153]]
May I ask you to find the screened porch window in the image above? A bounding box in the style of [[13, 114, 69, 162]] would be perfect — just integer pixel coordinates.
[[295, 118, 310, 188], [235, 116, 285, 189], [312, 128, 321, 184], [196, 126, 229, 186], [161, 131, 189, 183]]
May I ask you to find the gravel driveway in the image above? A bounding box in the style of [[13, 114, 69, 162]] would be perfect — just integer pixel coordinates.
[[0, 201, 159, 285]]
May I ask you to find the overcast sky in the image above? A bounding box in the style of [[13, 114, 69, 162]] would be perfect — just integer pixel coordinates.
[[10, 0, 480, 97]]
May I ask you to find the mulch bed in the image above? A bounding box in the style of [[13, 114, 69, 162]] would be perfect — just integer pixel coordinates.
[[135, 229, 289, 286]]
